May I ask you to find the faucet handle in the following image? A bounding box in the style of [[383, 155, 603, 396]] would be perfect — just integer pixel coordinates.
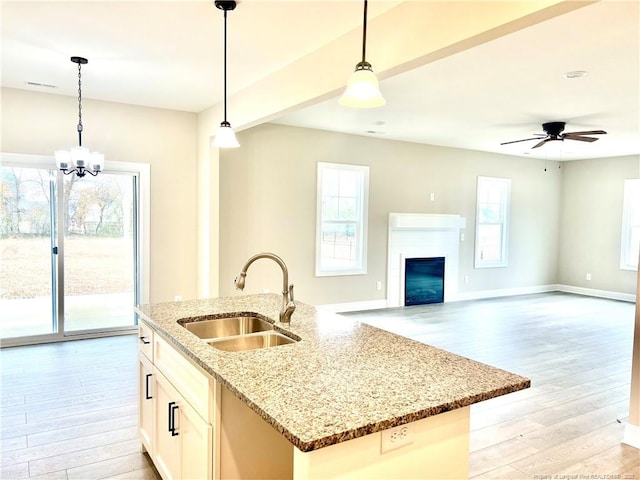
[[288, 284, 295, 303]]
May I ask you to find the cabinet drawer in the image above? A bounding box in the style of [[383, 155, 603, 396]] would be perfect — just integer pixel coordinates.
[[138, 321, 154, 361], [154, 335, 212, 422]]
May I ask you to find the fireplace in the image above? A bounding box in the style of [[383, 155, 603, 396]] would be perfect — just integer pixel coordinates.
[[404, 257, 445, 306], [387, 213, 463, 307]]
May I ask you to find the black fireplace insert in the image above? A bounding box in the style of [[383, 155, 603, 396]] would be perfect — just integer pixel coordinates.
[[404, 257, 445, 306]]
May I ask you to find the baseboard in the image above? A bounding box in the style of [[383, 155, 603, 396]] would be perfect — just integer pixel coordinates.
[[453, 284, 557, 302], [555, 284, 636, 303], [623, 423, 640, 449], [316, 299, 388, 313], [317, 284, 635, 314]]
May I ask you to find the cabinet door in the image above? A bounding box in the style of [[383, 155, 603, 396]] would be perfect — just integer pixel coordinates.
[[154, 369, 212, 480], [180, 396, 213, 480], [154, 373, 181, 480], [138, 353, 154, 454]]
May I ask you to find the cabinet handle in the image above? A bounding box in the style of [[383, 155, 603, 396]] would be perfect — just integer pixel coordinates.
[[168, 401, 180, 436], [145, 374, 152, 400], [139, 336, 150, 345]]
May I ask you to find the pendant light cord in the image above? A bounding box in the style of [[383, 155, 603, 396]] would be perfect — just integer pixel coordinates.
[[361, 0, 368, 64], [223, 8, 228, 123], [77, 62, 83, 147]]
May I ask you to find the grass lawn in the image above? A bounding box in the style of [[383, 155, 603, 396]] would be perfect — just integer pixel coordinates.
[[1, 236, 134, 299]]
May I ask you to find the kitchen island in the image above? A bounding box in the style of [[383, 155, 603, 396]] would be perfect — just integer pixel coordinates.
[[135, 294, 529, 479]]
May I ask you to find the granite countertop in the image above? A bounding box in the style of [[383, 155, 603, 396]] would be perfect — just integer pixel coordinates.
[[135, 294, 530, 452]]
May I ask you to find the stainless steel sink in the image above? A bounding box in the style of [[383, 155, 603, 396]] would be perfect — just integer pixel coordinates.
[[208, 332, 297, 352], [182, 315, 273, 339]]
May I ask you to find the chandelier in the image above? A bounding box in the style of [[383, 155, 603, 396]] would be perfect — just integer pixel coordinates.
[[54, 56, 104, 178]]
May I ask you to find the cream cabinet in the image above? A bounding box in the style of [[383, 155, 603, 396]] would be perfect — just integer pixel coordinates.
[[138, 321, 155, 455], [138, 352, 154, 454], [138, 320, 215, 480], [153, 369, 212, 480]]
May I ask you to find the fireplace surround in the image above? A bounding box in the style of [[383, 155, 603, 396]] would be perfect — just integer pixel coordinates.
[[387, 213, 464, 307]]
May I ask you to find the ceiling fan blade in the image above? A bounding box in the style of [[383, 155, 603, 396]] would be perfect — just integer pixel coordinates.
[[563, 134, 599, 143], [563, 130, 607, 136], [500, 137, 544, 145], [531, 138, 550, 149]]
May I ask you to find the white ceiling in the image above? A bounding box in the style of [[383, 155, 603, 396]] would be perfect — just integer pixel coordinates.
[[1, 1, 398, 112], [2, 1, 639, 161]]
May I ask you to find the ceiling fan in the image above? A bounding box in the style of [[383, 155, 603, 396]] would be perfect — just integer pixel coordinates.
[[500, 121, 607, 149]]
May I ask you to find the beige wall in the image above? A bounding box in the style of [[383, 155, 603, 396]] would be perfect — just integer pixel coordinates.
[[219, 123, 563, 305], [1, 87, 199, 303], [558, 155, 639, 294], [197, 1, 584, 299]]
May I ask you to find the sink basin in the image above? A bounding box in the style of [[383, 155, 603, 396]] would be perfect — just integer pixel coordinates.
[[208, 332, 297, 352], [182, 315, 273, 339]]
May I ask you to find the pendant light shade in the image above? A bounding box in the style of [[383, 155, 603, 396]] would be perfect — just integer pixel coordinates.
[[212, 0, 240, 149], [54, 56, 105, 177], [339, 62, 385, 108], [339, 0, 386, 108], [213, 121, 240, 148]]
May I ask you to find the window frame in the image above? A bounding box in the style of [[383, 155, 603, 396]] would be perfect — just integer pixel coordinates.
[[474, 175, 511, 269], [620, 178, 640, 271], [315, 162, 369, 277]]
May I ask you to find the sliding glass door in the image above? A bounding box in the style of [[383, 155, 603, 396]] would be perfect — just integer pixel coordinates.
[[0, 166, 57, 338], [62, 172, 137, 333], [1, 154, 148, 344]]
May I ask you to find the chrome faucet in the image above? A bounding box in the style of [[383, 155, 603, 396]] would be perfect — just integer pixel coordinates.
[[234, 253, 296, 324]]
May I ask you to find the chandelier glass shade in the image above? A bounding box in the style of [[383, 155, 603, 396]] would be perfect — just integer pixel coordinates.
[[55, 147, 104, 177], [339, 0, 386, 108]]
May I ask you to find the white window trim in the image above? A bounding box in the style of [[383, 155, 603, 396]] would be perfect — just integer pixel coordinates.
[[474, 175, 511, 269], [620, 178, 640, 271], [315, 162, 369, 277]]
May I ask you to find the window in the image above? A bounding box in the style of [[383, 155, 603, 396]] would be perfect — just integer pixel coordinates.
[[316, 162, 368, 276], [620, 178, 640, 271], [475, 176, 511, 268]]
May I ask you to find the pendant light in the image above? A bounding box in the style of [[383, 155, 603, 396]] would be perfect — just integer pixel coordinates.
[[212, 0, 240, 148], [54, 56, 104, 178], [339, 0, 386, 108]]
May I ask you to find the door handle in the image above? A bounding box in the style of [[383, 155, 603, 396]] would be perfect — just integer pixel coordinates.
[[145, 374, 152, 400], [168, 401, 179, 436]]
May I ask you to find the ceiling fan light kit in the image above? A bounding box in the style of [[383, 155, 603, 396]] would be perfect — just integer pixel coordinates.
[[339, 0, 386, 108], [212, 0, 240, 148], [500, 121, 607, 149]]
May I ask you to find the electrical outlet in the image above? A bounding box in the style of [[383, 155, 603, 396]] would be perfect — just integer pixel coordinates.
[[586, 273, 592, 281], [381, 424, 414, 453], [429, 192, 435, 201], [376, 281, 382, 290], [174, 295, 182, 302], [464, 275, 469, 284]]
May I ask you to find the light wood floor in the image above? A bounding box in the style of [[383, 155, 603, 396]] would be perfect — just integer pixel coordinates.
[[1, 292, 638, 479], [344, 292, 640, 479], [0, 333, 158, 479]]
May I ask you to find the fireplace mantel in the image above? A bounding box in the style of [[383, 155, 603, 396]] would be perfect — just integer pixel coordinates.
[[387, 213, 464, 308]]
